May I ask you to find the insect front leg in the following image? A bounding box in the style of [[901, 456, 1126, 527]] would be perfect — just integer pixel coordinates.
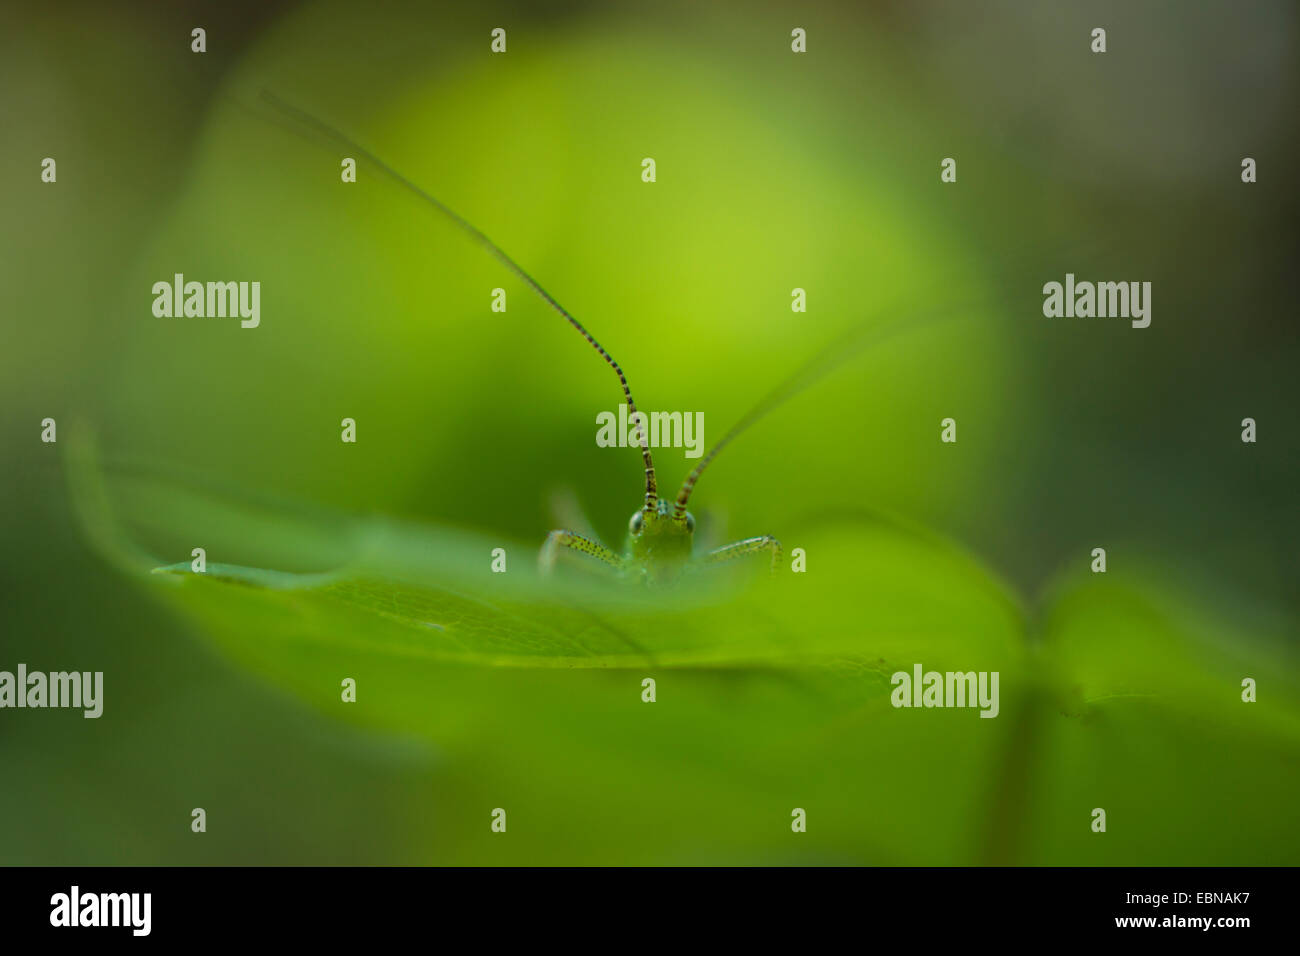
[[539, 529, 625, 575], [696, 535, 783, 573]]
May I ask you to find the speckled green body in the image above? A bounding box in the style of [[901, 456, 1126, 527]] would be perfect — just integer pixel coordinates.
[[624, 500, 697, 586]]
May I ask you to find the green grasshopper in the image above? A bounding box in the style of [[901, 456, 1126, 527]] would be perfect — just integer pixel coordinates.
[[260, 92, 964, 587]]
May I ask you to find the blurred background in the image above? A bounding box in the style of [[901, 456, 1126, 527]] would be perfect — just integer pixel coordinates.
[[1, 0, 1297, 864]]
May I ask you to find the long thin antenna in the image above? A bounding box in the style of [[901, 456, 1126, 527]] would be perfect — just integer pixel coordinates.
[[671, 227, 1098, 516], [672, 301, 973, 517], [256, 90, 659, 512]]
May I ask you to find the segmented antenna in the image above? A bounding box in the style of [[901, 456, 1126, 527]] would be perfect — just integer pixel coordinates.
[[672, 301, 973, 517], [257, 90, 659, 512]]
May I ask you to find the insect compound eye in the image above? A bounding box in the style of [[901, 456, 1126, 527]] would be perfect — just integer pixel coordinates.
[[629, 511, 644, 535], [684, 513, 695, 533]]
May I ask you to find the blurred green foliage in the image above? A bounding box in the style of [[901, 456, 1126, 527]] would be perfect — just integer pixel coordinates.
[[2, 0, 1297, 864]]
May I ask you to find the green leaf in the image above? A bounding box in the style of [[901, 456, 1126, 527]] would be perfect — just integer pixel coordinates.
[[66, 433, 1300, 864]]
